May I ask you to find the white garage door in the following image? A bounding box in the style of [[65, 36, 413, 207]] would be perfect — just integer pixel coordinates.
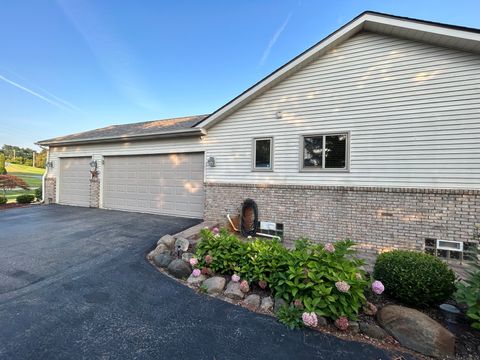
[[59, 157, 91, 207], [103, 153, 204, 218]]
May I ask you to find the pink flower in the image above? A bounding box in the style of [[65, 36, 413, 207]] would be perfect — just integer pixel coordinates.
[[240, 280, 250, 293], [192, 269, 201, 277], [205, 255, 213, 264], [355, 272, 362, 280], [258, 280, 267, 289], [334, 316, 349, 331], [231, 274, 240, 282], [212, 227, 220, 235], [335, 281, 350, 293], [302, 312, 318, 327], [189, 257, 198, 266], [324, 243, 335, 253], [372, 280, 385, 295], [201, 267, 212, 276]]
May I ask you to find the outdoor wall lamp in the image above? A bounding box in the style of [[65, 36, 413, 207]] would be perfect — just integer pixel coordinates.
[[206, 156, 216, 167], [46, 161, 54, 169], [89, 160, 98, 170]]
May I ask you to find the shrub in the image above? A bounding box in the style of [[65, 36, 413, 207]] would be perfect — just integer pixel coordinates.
[[195, 229, 369, 320], [455, 228, 480, 329], [374, 250, 456, 306], [0, 196, 6, 205], [277, 305, 304, 329], [35, 187, 42, 201], [16, 194, 35, 204]]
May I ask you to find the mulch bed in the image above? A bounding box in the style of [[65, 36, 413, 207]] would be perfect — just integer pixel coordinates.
[[0, 203, 33, 211]]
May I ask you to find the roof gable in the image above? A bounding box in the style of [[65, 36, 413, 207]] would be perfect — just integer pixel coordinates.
[[195, 11, 480, 129]]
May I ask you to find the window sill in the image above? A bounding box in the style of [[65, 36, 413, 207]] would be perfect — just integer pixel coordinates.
[[299, 168, 350, 173]]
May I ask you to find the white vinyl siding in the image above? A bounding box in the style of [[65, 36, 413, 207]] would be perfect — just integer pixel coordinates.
[[203, 31, 480, 189]]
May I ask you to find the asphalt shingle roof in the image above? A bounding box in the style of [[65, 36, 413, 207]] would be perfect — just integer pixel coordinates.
[[38, 115, 208, 145]]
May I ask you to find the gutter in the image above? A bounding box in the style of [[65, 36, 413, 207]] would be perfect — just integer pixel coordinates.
[[36, 128, 206, 147], [38, 145, 49, 204]]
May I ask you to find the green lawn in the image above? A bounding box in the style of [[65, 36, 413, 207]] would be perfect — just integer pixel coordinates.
[[3, 164, 45, 203]]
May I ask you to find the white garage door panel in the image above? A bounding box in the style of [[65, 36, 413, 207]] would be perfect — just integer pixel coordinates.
[[103, 153, 204, 218], [59, 157, 91, 207]]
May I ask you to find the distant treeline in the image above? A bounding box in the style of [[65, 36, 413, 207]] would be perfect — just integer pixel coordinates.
[[1, 145, 47, 168]]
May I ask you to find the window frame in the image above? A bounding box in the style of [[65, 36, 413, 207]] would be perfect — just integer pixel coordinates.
[[299, 131, 350, 172], [252, 137, 274, 172]]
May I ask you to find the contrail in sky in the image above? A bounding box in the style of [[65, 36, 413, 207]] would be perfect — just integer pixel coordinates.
[[0, 74, 77, 112], [259, 12, 293, 67]]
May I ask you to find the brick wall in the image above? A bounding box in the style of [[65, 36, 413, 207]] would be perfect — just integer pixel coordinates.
[[89, 177, 100, 208], [204, 183, 480, 255], [44, 177, 56, 204]]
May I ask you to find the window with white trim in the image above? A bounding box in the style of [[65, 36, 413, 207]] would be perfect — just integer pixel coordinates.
[[302, 133, 348, 170], [253, 138, 273, 170]]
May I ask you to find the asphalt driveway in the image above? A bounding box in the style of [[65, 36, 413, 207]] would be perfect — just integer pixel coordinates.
[[0, 205, 409, 359]]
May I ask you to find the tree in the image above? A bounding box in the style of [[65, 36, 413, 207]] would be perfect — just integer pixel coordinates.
[[36, 149, 47, 168], [0, 174, 29, 198], [0, 153, 6, 174]]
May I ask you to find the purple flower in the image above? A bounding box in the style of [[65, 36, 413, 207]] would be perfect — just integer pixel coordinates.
[[192, 269, 201, 277], [212, 227, 220, 235], [324, 243, 335, 253], [302, 312, 318, 327], [371, 280, 385, 295], [335, 281, 350, 293], [231, 274, 240, 282], [189, 257, 198, 266]]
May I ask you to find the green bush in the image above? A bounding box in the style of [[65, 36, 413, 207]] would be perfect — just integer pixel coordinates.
[[0, 196, 7, 205], [374, 250, 456, 306], [195, 229, 368, 320], [35, 187, 42, 201], [16, 194, 35, 204], [277, 305, 304, 329]]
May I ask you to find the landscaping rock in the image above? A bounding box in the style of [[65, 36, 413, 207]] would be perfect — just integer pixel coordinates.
[[243, 294, 260, 310], [224, 281, 245, 300], [175, 237, 190, 252], [349, 321, 360, 334], [181, 252, 194, 262], [153, 253, 173, 268], [157, 234, 176, 248], [148, 243, 170, 259], [377, 305, 455, 358], [274, 298, 287, 313], [203, 277, 226, 294], [317, 317, 328, 327], [187, 274, 206, 287], [167, 259, 192, 279], [359, 322, 389, 340], [260, 297, 274, 312]]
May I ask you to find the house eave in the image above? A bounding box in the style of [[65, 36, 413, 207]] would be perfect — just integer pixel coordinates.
[[36, 128, 207, 147]]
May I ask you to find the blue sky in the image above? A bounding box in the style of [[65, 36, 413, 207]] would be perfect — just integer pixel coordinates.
[[1, 0, 480, 149]]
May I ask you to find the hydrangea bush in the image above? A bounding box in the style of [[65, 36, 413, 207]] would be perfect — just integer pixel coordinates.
[[195, 228, 374, 321]]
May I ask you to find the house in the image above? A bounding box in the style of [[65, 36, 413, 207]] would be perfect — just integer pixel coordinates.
[[37, 11, 480, 256]]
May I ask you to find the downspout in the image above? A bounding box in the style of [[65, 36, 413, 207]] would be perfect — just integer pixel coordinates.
[[39, 145, 49, 204]]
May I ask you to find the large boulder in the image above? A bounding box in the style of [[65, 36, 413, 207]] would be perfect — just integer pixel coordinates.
[[153, 253, 173, 268], [377, 305, 455, 358], [157, 234, 176, 249], [167, 259, 192, 279], [203, 277, 226, 294], [224, 281, 244, 300]]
